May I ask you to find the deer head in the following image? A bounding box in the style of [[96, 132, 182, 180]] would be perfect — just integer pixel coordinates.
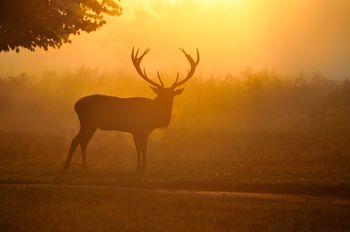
[[131, 47, 200, 100]]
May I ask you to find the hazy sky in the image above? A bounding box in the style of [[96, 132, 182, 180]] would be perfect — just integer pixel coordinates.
[[0, 0, 349, 79]]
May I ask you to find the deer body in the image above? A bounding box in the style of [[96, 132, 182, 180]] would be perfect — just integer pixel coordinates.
[[64, 47, 199, 171], [75, 94, 174, 133]]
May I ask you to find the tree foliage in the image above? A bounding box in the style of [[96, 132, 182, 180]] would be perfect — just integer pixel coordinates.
[[0, 0, 121, 52]]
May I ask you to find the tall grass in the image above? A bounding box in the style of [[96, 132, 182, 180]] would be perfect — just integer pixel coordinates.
[[0, 68, 349, 133], [0, 68, 349, 186]]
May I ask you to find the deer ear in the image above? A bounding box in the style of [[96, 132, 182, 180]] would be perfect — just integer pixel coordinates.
[[174, 88, 184, 95], [150, 86, 160, 94]]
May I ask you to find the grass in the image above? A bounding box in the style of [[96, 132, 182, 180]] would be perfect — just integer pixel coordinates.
[[0, 70, 350, 230], [0, 127, 349, 197]]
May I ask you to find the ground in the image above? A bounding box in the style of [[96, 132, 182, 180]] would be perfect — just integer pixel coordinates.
[[0, 184, 349, 231], [0, 128, 349, 231]]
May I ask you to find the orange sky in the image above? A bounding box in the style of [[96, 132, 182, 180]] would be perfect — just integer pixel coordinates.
[[0, 0, 349, 79]]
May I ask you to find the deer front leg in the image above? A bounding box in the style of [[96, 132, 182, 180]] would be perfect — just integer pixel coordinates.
[[132, 134, 142, 170], [140, 133, 149, 171]]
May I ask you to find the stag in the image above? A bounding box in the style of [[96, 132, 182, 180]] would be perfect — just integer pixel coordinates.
[[64, 47, 200, 170]]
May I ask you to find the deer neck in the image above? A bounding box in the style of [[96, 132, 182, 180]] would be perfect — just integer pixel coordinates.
[[153, 97, 174, 127]]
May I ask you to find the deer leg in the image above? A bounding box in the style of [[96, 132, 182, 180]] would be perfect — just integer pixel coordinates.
[[64, 131, 81, 169], [140, 134, 149, 171], [79, 128, 96, 169], [132, 134, 142, 170]]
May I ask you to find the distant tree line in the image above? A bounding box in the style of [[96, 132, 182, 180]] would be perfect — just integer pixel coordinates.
[[0, 70, 349, 132]]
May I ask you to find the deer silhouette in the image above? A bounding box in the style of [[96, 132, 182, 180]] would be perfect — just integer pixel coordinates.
[[64, 47, 200, 170]]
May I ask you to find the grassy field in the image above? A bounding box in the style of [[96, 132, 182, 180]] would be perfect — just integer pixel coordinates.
[[0, 127, 349, 197], [0, 70, 350, 230]]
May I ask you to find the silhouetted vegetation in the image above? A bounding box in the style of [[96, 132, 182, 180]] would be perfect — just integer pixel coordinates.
[[0, 68, 349, 132], [0, 0, 121, 52], [1, 69, 350, 230], [1, 69, 350, 186]]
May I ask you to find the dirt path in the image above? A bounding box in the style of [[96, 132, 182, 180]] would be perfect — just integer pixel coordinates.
[[1, 183, 349, 205]]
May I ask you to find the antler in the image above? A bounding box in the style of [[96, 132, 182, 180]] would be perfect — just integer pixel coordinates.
[[171, 48, 200, 89], [131, 47, 164, 88]]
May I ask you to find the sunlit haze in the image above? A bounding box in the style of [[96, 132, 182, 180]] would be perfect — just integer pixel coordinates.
[[0, 0, 349, 79], [1, 1, 350, 230]]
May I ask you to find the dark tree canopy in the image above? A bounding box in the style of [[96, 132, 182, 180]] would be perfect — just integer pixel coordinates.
[[0, 0, 121, 52]]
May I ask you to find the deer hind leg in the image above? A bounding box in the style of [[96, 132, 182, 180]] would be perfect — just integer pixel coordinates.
[[79, 128, 96, 169], [64, 131, 82, 169]]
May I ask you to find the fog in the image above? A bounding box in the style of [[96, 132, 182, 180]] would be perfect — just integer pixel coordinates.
[[0, 0, 349, 79], [1, 1, 350, 230]]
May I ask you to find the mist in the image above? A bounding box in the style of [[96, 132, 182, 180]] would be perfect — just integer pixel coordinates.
[[1, 1, 350, 230], [0, 0, 349, 79]]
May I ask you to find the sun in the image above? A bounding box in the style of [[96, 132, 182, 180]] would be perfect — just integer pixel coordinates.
[[163, 0, 242, 7]]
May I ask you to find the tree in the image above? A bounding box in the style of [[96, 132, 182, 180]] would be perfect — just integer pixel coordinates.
[[0, 0, 121, 52]]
